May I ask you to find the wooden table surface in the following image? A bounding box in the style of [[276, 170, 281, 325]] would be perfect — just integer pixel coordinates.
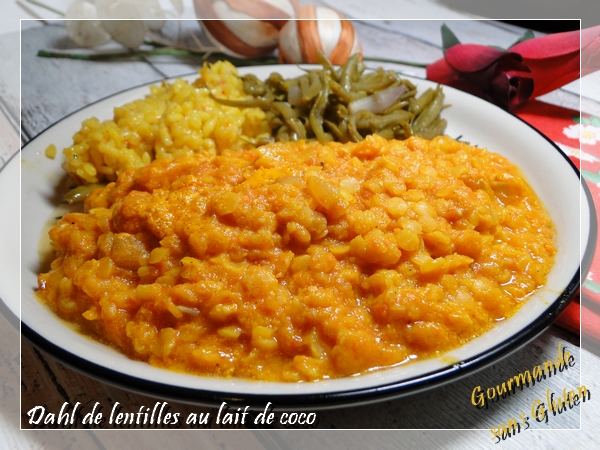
[[3, 1, 600, 448]]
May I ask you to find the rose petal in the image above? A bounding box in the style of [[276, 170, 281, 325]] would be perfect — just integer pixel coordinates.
[[495, 53, 531, 74], [582, 25, 600, 49], [445, 44, 506, 73], [427, 51, 532, 109], [486, 54, 533, 109], [583, 35, 600, 76], [510, 29, 580, 59], [521, 53, 580, 98], [427, 26, 600, 110], [447, 78, 488, 100], [426, 58, 458, 85], [490, 69, 533, 110], [426, 59, 490, 101]]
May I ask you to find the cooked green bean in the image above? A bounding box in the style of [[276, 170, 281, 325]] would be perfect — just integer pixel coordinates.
[[242, 74, 267, 96], [356, 109, 413, 130], [351, 69, 397, 92], [328, 78, 365, 104], [347, 112, 366, 142], [272, 102, 307, 140], [209, 89, 274, 109], [266, 72, 284, 89], [383, 100, 410, 114], [324, 119, 345, 141], [298, 75, 310, 101], [375, 127, 395, 140], [354, 61, 367, 81], [302, 71, 322, 103], [415, 118, 448, 139], [400, 88, 417, 101], [394, 121, 412, 138], [339, 53, 360, 91], [64, 183, 105, 204], [209, 51, 447, 144], [412, 86, 445, 132], [309, 73, 333, 143], [317, 51, 338, 78], [409, 87, 436, 115], [276, 125, 291, 142]]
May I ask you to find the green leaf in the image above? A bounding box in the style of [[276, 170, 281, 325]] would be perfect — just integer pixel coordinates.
[[441, 24, 461, 55], [509, 29, 535, 48], [573, 116, 582, 124], [581, 169, 600, 183], [590, 116, 600, 127], [584, 279, 600, 294]]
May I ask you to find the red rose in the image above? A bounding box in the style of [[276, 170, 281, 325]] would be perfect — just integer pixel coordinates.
[[582, 25, 600, 76], [427, 25, 600, 110], [427, 44, 533, 110]]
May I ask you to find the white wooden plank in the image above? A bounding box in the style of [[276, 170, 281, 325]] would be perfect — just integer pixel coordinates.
[[3, 4, 46, 35], [21, 24, 167, 138], [582, 72, 600, 104], [137, 20, 215, 78], [582, 98, 600, 118], [558, 71, 600, 106], [342, 19, 534, 50], [315, 0, 533, 49], [537, 90, 581, 113], [11, 0, 199, 24], [0, 113, 19, 166], [0, 325, 27, 450], [0, 30, 21, 122], [317, 0, 480, 20]]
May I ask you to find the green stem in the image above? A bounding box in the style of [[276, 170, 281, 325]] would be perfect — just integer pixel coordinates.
[[37, 49, 430, 68], [37, 48, 281, 66], [362, 56, 428, 68], [38, 48, 202, 60], [23, 0, 65, 16]]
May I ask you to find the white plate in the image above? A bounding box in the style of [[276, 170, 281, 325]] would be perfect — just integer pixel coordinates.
[[11, 65, 595, 409]]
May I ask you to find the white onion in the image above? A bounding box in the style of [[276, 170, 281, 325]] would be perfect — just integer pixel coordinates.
[[287, 84, 302, 106], [64, 1, 111, 48], [348, 85, 407, 115], [194, 0, 298, 58], [278, 5, 362, 65]]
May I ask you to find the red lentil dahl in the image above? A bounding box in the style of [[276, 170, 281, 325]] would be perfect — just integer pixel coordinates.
[[38, 135, 556, 381]]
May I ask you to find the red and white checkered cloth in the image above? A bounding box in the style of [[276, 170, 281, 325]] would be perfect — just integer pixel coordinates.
[[513, 100, 600, 341]]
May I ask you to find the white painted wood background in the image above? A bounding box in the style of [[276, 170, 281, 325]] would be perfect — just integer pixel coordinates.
[[2, 0, 600, 448]]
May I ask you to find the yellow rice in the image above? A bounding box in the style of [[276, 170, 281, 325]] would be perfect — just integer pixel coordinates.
[[62, 61, 272, 184]]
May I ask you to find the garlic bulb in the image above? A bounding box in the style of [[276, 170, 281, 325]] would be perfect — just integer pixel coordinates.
[[194, 0, 298, 58], [101, 19, 148, 49], [95, 0, 165, 22], [63, 0, 181, 49], [278, 5, 362, 65], [95, 0, 167, 47], [64, 1, 111, 48]]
